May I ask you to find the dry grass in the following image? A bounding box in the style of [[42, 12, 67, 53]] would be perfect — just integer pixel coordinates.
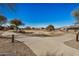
[[29, 34, 52, 37], [28, 33, 64, 37], [0, 38, 36, 56], [20, 30, 65, 37]]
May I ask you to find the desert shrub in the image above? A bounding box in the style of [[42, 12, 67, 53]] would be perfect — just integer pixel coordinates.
[[25, 26, 31, 30], [17, 30, 26, 34], [31, 27, 35, 30], [41, 27, 45, 30], [46, 25, 55, 31], [0, 15, 7, 26]]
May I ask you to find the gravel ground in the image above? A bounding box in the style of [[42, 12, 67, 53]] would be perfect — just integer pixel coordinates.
[[0, 38, 36, 56]]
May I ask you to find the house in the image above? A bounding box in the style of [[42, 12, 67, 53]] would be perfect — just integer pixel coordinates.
[[66, 26, 79, 32]]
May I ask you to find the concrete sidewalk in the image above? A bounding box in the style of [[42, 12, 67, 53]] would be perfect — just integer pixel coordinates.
[[15, 33, 79, 56]]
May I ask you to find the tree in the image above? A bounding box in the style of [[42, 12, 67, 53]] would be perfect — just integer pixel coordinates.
[[72, 8, 79, 25], [10, 19, 23, 31], [41, 27, 45, 30], [0, 4, 16, 16], [0, 4, 16, 12], [0, 15, 7, 26], [72, 8, 79, 41], [7, 3, 16, 12], [32, 27, 35, 30], [25, 26, 32, 30], [46, 25, 55, 31]]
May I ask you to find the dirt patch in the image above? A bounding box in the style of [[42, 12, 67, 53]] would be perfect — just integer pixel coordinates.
[[64, 39, 79, 50], [0, 38, 36, 56]]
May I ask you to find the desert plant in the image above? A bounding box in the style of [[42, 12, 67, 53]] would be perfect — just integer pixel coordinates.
[[25, 26, 32, 30], [72, 8, 79, 25], [0, 15, 7, 26], [41, 27, 45, 30], [46, 25, 55, 31], [0, 3, 16, 13], [32, 27, 35, 30], [10, 19, 23, 31]]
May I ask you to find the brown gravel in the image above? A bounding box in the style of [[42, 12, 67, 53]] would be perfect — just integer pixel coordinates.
[[0, 38, 36, 56]]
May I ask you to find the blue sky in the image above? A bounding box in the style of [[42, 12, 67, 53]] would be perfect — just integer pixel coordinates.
[[0, 3, 79, 28]]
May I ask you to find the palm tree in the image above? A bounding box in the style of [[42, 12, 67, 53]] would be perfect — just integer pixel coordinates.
[[46, 25, 55, 31], [10, 19, 23, 31], [0, 15, 7, 26]]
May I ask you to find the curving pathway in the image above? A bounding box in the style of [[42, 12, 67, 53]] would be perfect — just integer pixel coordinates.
[[14, 33, 79, 56]]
